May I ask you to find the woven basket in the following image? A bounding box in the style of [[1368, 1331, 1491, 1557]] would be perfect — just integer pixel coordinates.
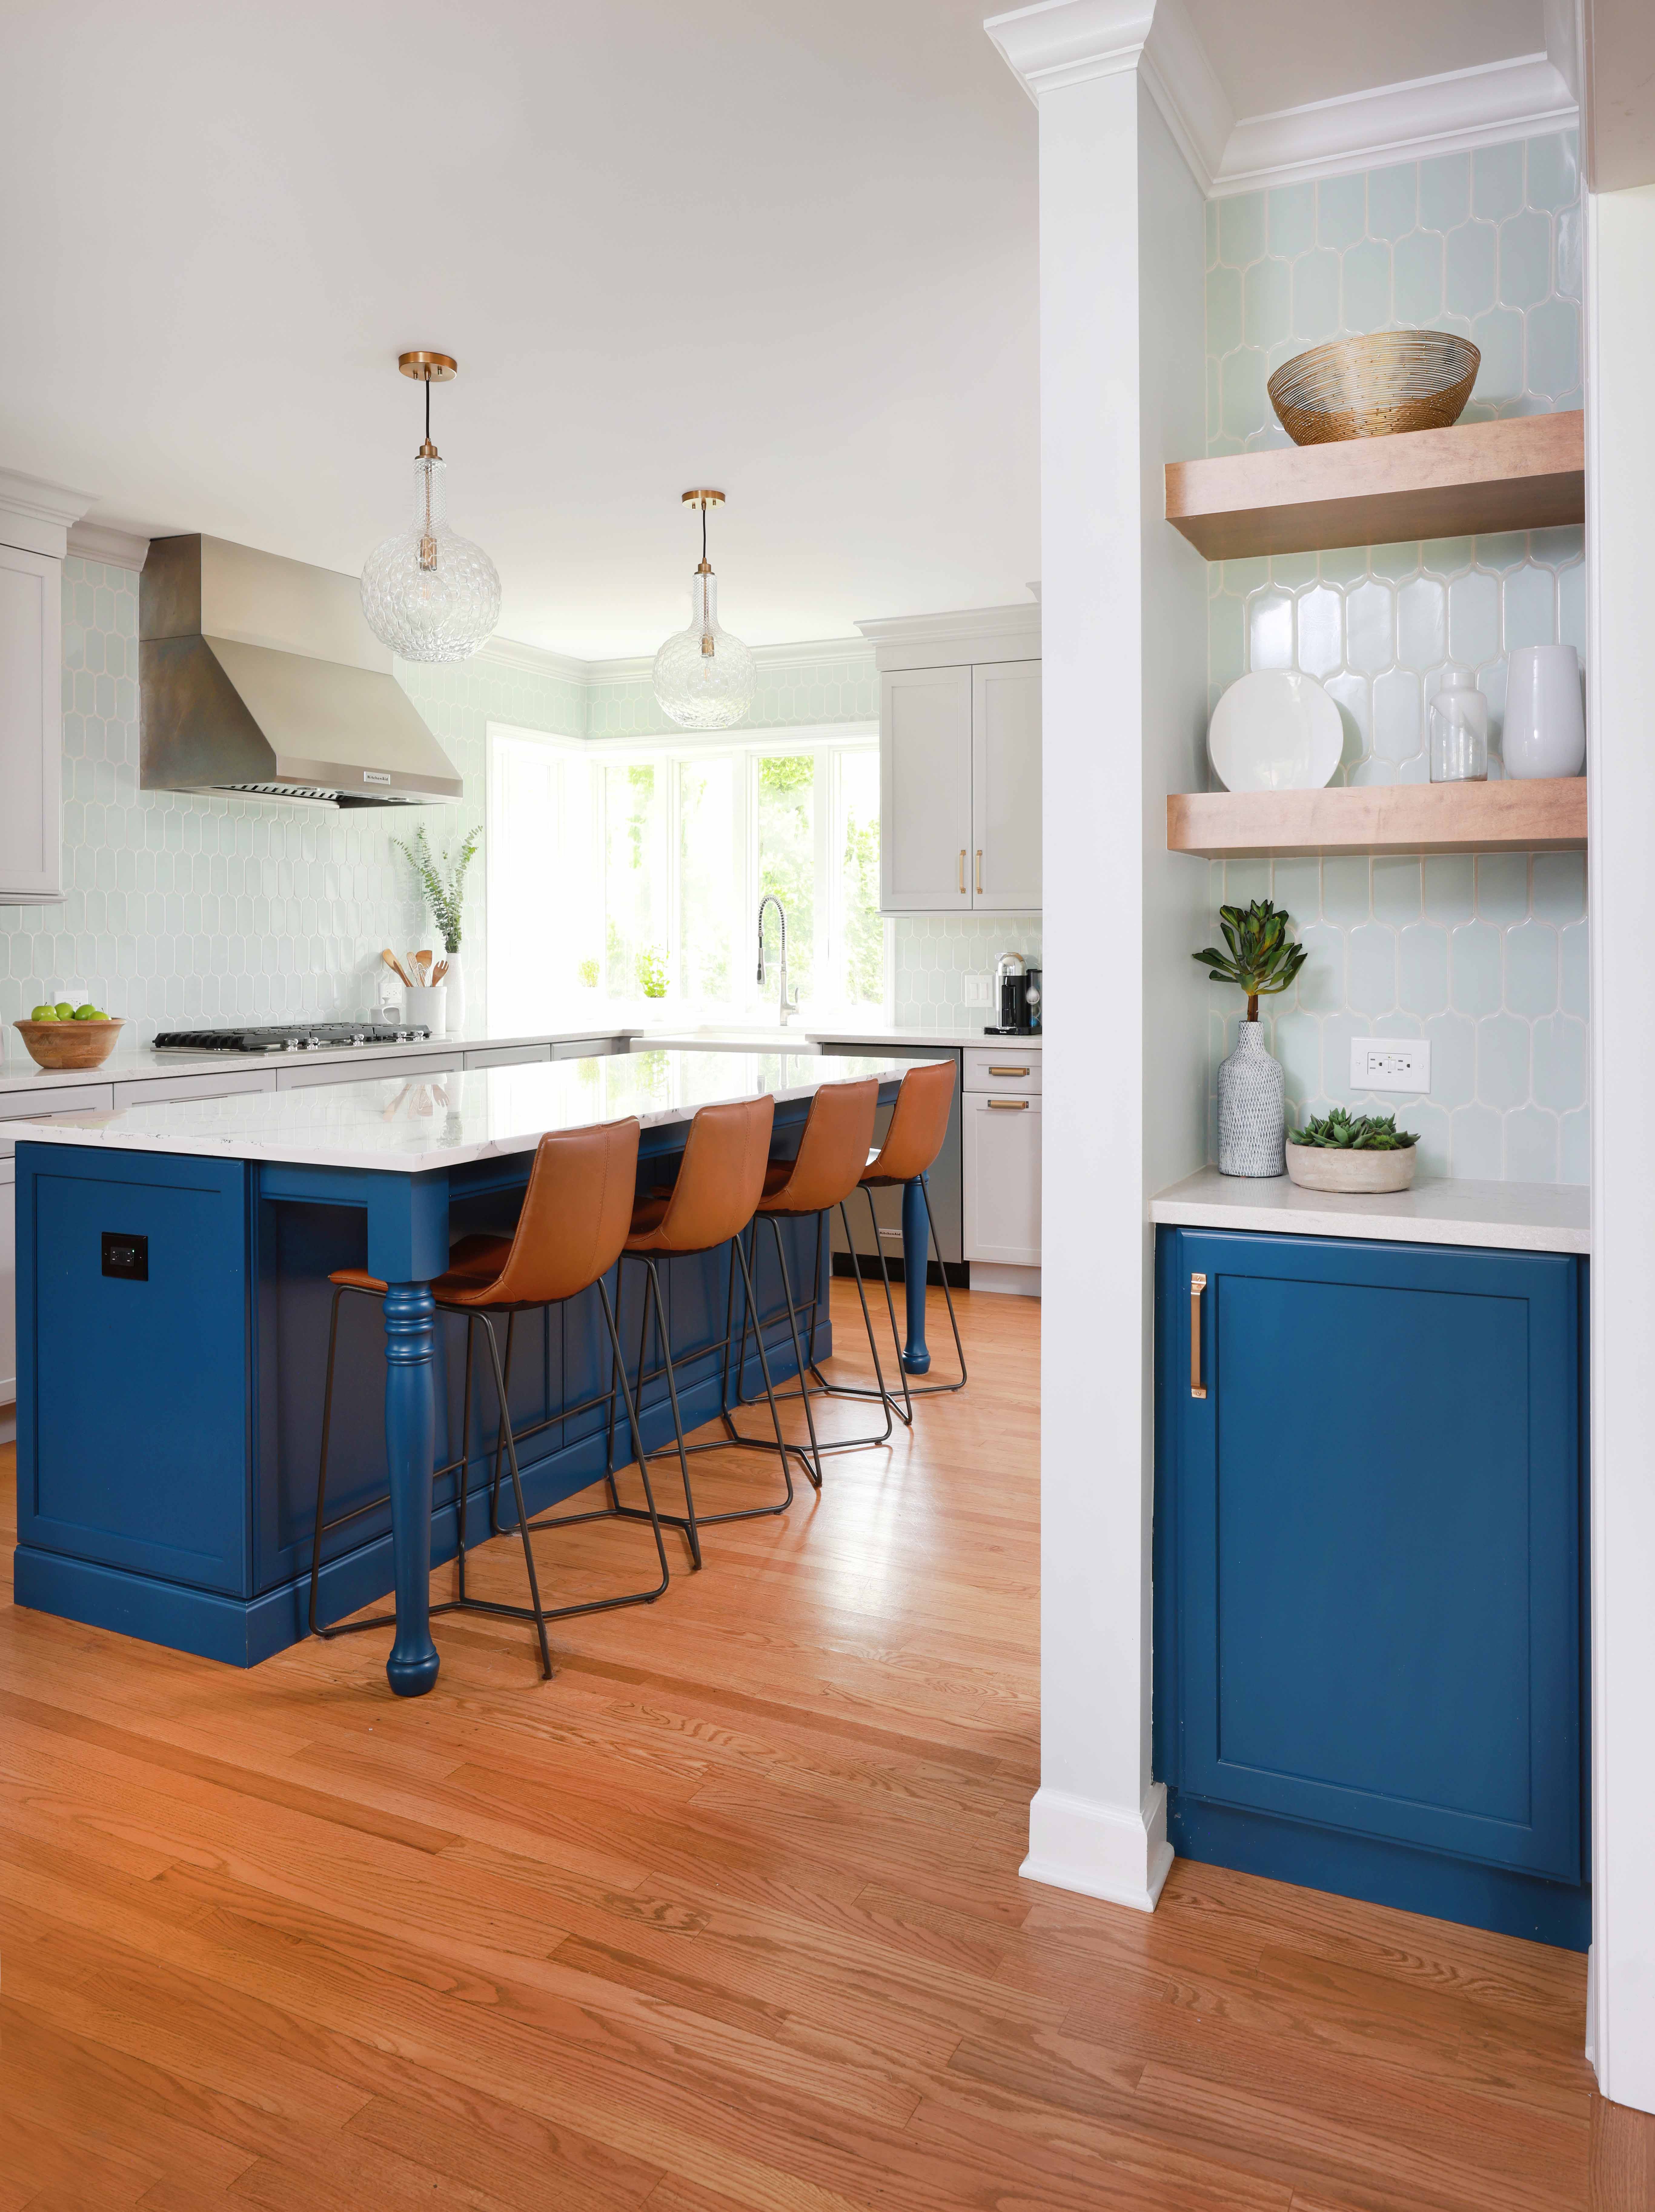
[[1268, 332, 1480, 446]]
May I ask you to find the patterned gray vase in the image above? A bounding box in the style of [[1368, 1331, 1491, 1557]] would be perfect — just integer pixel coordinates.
[[1218, 1019, 1286, 1178]]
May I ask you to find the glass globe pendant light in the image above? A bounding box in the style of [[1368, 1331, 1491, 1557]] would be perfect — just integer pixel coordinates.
[[651, 489, 756, 730], [360, 350, 501, 663]]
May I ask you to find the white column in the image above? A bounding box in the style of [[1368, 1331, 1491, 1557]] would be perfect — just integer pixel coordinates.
[[1586, 179, 1655, 2117], [987, 1, 1209, 1909]]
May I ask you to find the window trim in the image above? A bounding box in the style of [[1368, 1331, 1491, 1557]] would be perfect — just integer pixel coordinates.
[[486, 718, 890, 1022]]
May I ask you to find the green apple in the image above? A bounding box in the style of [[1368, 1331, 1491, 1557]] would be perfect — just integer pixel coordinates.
[[29, 1004, 57, 1021], [73, 1004, 100, 1020], [53, 1001, 74, 1019]]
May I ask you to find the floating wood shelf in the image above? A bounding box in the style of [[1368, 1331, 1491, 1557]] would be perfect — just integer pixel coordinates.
[[1165, 412, 1584, 562], [1167, 778, 1587, 860]]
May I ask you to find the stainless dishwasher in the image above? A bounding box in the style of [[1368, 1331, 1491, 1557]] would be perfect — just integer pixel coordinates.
[[818, 1043, 964, 1282]]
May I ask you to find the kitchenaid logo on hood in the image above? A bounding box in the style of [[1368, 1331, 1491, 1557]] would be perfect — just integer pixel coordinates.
[[362, 769, 392, 784]]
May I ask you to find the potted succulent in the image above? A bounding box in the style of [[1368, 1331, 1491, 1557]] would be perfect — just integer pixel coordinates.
[[1287, 1107, 1420, 1193], [1193, 899, 1306, 1177]]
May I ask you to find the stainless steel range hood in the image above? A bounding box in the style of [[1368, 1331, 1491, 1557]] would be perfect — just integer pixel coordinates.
[[141, 534, 463, 807]]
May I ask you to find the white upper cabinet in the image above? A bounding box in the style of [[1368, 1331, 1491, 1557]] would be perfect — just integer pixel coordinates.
[[972, 660, 1041, 911], [0, 471, 97, 906], [0, 545, 62, 902], [880, 665, 974, 910], [861, 603, 1041, 918]]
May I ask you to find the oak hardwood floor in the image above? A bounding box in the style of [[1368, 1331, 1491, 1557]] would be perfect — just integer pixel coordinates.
[[0, 1283, 1643, 2209]]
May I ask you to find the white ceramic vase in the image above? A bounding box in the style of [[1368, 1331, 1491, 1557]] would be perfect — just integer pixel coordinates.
[[1218, 1020, 1285, 1178], [443, 950, 465, 1035], [1503, 644, 1585, 779]]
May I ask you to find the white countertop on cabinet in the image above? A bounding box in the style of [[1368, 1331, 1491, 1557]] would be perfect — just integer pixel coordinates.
[[5, 1049, 939, 1177], [641, 1027, 1043, 1052], [1150, 1168, 1589, 1255]]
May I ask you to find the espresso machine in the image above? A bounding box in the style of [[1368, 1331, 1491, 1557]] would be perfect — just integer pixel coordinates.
[[986, 952, 1042, 1035]]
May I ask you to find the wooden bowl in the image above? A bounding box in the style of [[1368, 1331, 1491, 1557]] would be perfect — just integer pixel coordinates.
[[1285, 1142, 1417, 1193], [15, 1017, 126, 1071], [1268, 332, 1480, 446]]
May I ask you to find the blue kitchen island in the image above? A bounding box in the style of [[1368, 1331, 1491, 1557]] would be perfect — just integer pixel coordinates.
[[10, 1048, 929, 1693]]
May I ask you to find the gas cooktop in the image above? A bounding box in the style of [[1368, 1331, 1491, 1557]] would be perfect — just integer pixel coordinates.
[[152, 1022, 433, 1055]]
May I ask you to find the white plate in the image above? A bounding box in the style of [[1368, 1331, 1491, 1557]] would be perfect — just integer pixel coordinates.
[[1209, 670, 1343, 792]]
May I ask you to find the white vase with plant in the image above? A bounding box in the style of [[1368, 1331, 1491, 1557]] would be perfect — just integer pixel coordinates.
[[394, 824, 480, 1037], [1192, 898, 1307, 1178]]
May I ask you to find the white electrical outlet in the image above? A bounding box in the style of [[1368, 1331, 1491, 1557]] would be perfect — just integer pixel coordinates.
[[1350, 1036, 1431, 1093], [963, 973, 992, 1007]]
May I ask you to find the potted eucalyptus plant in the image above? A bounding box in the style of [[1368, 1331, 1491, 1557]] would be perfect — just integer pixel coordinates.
[[394, 824, 480, 1035], [1193, 899, 1306, 1177]]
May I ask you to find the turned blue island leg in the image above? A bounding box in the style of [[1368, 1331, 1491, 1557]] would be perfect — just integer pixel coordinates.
[[366, 1169, 451, 1697], [901, 1173, 931, 1375]]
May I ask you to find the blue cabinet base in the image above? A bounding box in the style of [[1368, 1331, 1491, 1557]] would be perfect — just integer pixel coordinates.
[[14, 1323, 818, 1669], [1169, 1794, 1590, 1952]]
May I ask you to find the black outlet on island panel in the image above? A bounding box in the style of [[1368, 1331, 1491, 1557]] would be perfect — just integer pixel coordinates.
[[101, 1231, 148, 1282]]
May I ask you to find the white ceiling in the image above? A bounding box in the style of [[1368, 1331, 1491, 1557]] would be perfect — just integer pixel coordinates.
[[1185, 0, 1547, 124], [0, 0, 1039, 657]]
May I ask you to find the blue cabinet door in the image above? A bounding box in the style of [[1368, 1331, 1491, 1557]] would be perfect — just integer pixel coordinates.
[[1158, 1228, 1583, 1891], [16, 1144, 253, 1596]]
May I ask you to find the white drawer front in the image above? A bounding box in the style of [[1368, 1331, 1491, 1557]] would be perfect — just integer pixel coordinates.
[[963, 1092, 1042, 1266], [552, 1036, 628, 1061], [114, 1067, 279, 1106], [0, 1086, 116, 1155], [964, 1046, 1041, 1096], [276, 1050, 464, 1090], [465, 1044, 552, 1070]]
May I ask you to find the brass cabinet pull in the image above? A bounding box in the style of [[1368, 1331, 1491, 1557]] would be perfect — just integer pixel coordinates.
[[975, 849, 983, 894], [987, 1098, 1030, 1110], [1189, 1272, 1207, 1399], [987, 1065, 1029, 1078], [958, 849, 966, 894]]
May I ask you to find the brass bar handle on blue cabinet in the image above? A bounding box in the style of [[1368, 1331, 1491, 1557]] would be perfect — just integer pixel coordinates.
[[1190, 1272, 1207, 1399]]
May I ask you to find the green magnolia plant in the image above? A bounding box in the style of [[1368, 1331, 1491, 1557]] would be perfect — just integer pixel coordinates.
[[393, 825, 480, 955], [1289, 1107, 1419, 1151], [1192, 898, 1307, 1024]]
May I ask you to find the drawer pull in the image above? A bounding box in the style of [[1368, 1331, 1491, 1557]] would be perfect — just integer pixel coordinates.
[[987, 1065, 1029, 1078], [987, 1098, 1030, 1110], [958, 849, 967, 894], [1190, 1272, 1207, 1399], [975, 849, 983, 894]]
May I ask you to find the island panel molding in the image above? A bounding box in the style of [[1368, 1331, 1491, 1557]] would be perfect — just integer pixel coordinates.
[[1167, 777, 1586, 859], [1166, 413, 1585, 562]]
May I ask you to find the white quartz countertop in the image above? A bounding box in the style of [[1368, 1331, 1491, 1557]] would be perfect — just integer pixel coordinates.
[[1150, 1168, 1589, 1255], [6, 1049, 937, 1177], [642, 1027, 1041, 1052]]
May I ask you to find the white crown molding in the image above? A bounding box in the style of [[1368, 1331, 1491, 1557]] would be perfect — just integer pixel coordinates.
[[856, 601, 1041, 671], [984, 0, 1155, 101], [67, 521, 150, 571], [0, 468, 96, 561], [985, 0, 1578, 200], [473, 634, 589, 686], [1213, 52, 1578, 197], [583, 635, 874, 691]]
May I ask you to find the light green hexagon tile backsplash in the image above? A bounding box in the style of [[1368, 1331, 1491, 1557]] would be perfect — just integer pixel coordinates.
[[1204, 134, 1588, 1184]]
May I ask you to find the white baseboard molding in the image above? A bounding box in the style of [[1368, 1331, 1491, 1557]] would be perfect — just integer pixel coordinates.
[[1020, 1782, 1175, 1912], [971, 1262, 1041, 1298]]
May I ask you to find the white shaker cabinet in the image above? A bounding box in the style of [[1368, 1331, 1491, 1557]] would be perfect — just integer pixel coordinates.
[[0, 544, 63, 903], [963, 1091, 1043, 1274], [0, 471, 98, 905], [879, 666, 974, 910], [861, 603, 1041, 918]]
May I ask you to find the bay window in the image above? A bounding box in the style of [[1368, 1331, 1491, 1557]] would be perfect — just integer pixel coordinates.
[[486, 722, 889, 1026]]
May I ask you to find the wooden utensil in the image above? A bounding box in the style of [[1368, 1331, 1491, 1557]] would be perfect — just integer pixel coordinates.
[[430, 959, 449, 985], [416, 950, 432, 981], [381, 949, 414, 988]]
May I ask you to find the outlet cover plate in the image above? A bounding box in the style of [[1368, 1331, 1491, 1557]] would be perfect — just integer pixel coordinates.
[[964, 974, 991, 1006], [1350, 1036, 1430, 1094]]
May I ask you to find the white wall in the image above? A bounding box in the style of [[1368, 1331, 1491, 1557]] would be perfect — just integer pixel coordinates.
[[1022, 60, 1208, 1911], [1586, 178, 1655, 2115]]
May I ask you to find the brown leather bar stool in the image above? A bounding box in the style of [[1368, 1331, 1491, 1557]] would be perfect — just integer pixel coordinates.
[[611, 1094, 812, 1566], [308, 1116, 670, 1682], [727, 1075, 898, 1475], [847, 1058, 967, 1426]]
